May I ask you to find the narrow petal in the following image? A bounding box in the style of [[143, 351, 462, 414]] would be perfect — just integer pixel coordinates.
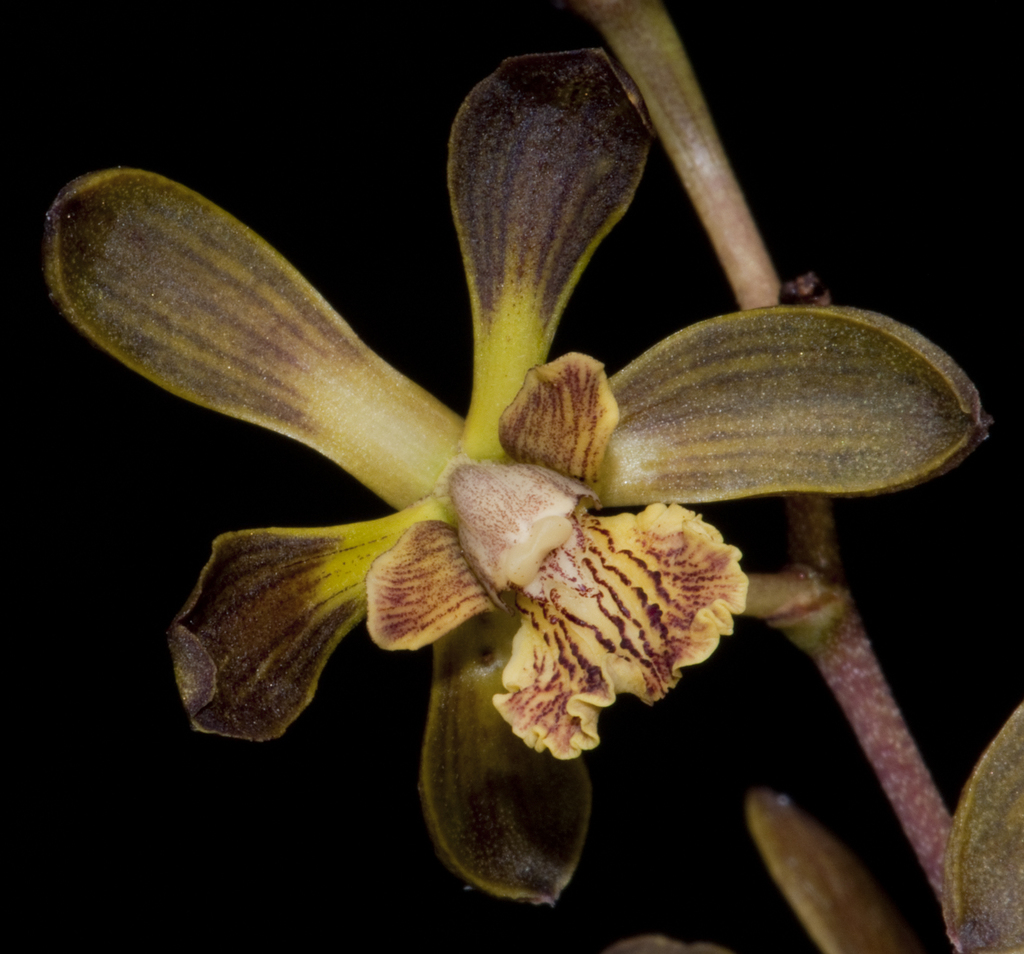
[[44, 169, 463, 509], [419, 610, 591, 903], [450, 50, 652, 459], [365, 520, 492, 650], [944, 701, 1024, 953], [600, 306, 990, 504], [499, 352, 619, 486], [169, 501, 442, 740], [746, 788, 927, 954], [496, 504, 746, 758]]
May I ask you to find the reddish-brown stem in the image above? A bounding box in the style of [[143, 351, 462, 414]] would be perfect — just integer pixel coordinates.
[[782, 497, 951, 900], [811, 604, 951, 900]]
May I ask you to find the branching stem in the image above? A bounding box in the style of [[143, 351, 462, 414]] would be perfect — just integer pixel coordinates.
[[570, 0, 953, 902]]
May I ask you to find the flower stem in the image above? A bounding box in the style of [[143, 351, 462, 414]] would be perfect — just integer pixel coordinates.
[[565, 0, 779, 309], [753, 497, 953, 901], [569, 0, 954, 901], [744, 557, 952, 900], [810, 603, 951, 900]]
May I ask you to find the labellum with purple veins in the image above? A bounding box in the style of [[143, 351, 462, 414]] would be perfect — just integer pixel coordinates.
[[44, 49, 987, 902], [366, 353, 747, 761]]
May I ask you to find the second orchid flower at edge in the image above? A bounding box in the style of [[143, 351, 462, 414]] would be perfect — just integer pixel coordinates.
[[43, 50, 987, 902]]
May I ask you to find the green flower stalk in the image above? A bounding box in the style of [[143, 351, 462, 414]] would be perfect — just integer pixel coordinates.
[[44, 49, 987, 903]]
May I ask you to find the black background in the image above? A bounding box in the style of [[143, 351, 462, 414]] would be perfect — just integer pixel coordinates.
[[17, 3, 1017, 951]]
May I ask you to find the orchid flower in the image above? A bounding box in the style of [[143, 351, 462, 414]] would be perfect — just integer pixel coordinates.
[[43, 50, 986, 902]]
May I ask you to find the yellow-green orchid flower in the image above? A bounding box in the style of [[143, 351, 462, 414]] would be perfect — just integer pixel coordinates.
[[43, 50, 986, 902]]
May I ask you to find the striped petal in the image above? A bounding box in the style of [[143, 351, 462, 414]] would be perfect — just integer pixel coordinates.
[[600, 306, 989, 505], [365, 520, 492, 651], [44, 169, 463, 509], [169, 501, 443, 740], [499, 352, 619, 486], [495, 504, 746, 758], [450, 49, 652, 459]]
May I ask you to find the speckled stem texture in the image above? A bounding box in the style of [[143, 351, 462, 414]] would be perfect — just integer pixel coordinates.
[[812, 604, 951, 900]]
